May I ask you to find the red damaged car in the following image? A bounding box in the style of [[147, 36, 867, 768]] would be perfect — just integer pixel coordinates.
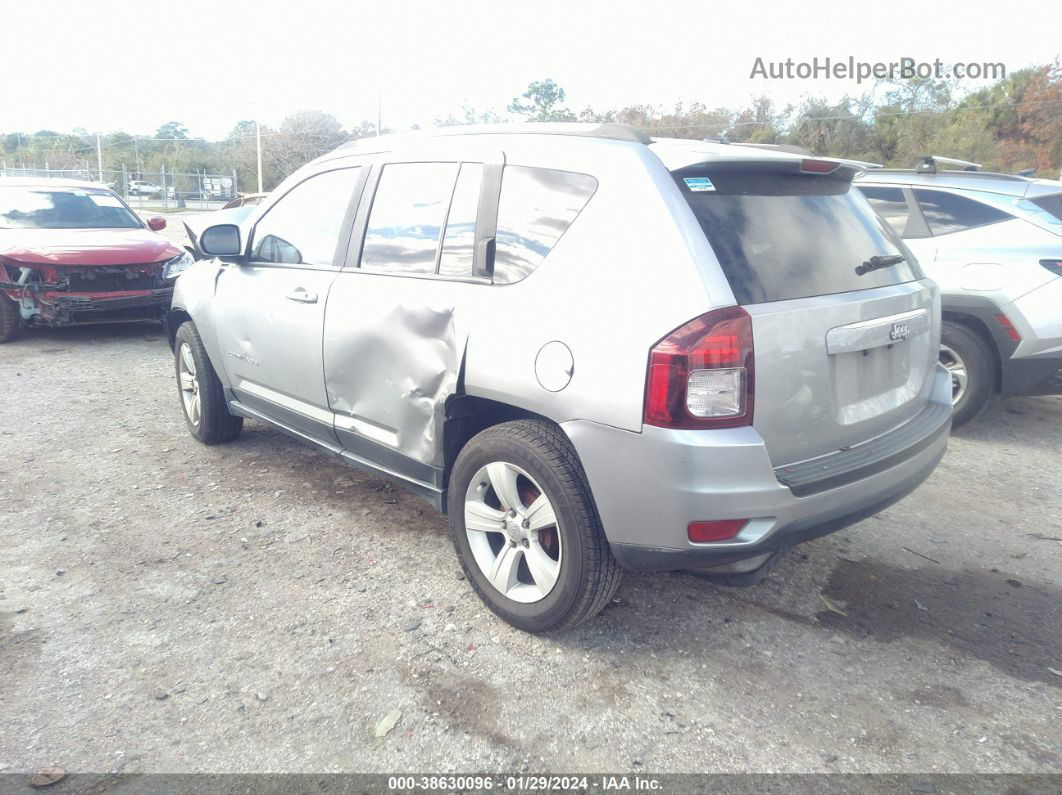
[[0, 178, 195, 343]]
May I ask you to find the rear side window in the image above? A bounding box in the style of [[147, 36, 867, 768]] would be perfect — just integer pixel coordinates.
[[361, 163, 459, 274], [858, 186, 910, 237], [493, 166, 597, 285], [1031, 193, 1062, 222], [913, 188, 1011, 235], [251, 167, 361, 266], [678, 170, 918, 305]]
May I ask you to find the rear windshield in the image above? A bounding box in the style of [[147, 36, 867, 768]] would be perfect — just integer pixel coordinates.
[[0, 187, 141, 230], [676, 170, 919, 305]]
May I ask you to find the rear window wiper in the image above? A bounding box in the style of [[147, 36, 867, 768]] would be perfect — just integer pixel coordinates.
[[856, 253, 905, 276]]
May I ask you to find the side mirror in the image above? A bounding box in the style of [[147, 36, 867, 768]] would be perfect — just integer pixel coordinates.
[[200, 224, 243, 257], [146, 216, 167, 231]]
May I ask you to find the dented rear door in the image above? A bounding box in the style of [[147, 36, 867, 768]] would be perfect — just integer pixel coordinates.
[[323, 157, 496, 490]]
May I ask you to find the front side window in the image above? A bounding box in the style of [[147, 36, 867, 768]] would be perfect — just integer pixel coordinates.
[[913, 188, 1012, 236], [858, 186, 910, 237], [493, 166, 597, 285], [251, 167, 361, 266], [361, 163, 460, 274], [0, 188, 141, 229]]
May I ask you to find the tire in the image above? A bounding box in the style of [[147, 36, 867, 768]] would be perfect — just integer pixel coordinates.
[[0, 293, 21, 344], [941, 320, 995, 427], [174, 321, 243, 444], [448, 419, 621, 632]]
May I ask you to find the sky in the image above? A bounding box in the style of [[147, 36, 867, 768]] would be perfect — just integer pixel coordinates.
[[4, 0, 1059, 140]]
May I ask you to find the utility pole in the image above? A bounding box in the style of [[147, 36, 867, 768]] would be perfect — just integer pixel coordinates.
[[377, 89, 382, 137], [256, 120, 264, 193], [96, 133, 104, 183]]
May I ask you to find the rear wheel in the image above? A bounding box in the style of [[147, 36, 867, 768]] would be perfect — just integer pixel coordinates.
[[941, 320, 995, 427], [174, 321, 243, 444], [448, 420, 620, 632], [0, 293, 21, 344]]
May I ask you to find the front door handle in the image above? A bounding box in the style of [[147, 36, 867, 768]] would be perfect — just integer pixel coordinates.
[[285, 288, 318, 304]]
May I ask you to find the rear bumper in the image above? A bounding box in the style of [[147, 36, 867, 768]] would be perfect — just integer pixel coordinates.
[[563, 364, 952, 574], [1001, 277, 1062, 394], [1001, 352, 1062, 396]]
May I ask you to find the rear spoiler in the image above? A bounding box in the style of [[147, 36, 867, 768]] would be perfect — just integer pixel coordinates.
[[691, 157, 880, 183], [709, 140, 882, 172], [730, 142, 814, 156]]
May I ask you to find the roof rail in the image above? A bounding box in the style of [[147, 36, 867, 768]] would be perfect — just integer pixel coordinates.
[[916, 155, 982, 174], [339, 122, 652, 150], [867, 167, 1030, 182]]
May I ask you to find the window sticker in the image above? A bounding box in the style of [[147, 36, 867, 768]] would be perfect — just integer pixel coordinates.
[[89, 193, 124, 207], [684, 177, 715, 192]]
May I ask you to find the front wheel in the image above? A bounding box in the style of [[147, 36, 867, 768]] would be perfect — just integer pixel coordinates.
[[448, 420, 621, 632], [0, 293, 21, 344], [174, 321, 243, 444], [940, 320, 995, 427]]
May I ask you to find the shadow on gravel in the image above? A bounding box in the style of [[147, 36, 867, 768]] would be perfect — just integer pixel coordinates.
[[14, 321, 165, 347], [818, 558, 1062, 687], [949, 395, 1062, 446]]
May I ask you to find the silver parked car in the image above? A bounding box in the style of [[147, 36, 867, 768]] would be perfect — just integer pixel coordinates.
[[857, 157, 1062, 425], [167, 124, 952, 631]]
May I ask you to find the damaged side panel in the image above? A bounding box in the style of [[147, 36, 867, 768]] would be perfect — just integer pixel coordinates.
[[323, 273, 468, 484], [168, 259, 228, 369]]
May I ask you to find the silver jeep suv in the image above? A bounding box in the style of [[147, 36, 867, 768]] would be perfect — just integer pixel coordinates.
[[167, 124, 952, 631], [857, 158, 1062, 425]]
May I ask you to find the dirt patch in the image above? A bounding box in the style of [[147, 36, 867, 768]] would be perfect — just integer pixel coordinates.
[[417, 669, 519, 750], [897, 684, 970, 708]]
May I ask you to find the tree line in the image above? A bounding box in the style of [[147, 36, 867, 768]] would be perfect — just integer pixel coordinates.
[[3, 61, 1059, 194]]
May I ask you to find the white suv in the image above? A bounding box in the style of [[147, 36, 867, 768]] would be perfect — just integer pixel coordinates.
[[858, 158, 1062, 424], [128, 179, 162, 196]]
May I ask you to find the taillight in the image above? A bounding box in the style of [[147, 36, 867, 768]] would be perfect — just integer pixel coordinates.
[[801, 158, 839, 174], [995, 313, 1021, 343], [644, 306, 754, 429], [1040, 259, 1062, 277]]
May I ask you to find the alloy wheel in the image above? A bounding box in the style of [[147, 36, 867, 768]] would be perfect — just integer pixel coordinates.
[[178, 343, 202, 427], [939, 344, 968, 406], [464, 462, 562, 604]]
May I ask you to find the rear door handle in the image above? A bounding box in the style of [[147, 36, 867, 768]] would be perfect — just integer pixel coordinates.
[[285, 288, 318, 304]]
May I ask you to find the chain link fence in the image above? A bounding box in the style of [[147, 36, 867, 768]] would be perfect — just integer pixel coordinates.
[[0, 164, 239, 211]]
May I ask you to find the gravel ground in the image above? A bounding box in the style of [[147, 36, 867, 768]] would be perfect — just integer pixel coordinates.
[[1, 322, 1061, 776]]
